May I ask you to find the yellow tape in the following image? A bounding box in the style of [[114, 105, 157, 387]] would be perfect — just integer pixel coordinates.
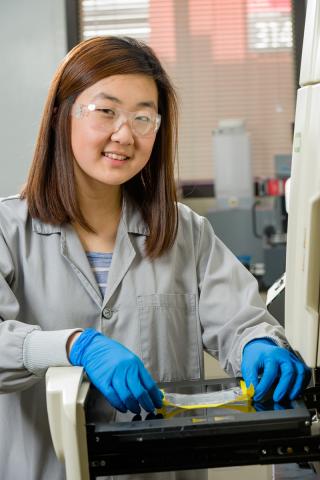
[[157, 401, 256, 419], [160, 380, 254, 410]]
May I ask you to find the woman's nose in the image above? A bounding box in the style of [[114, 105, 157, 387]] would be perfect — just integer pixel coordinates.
[[110, 118, 134, 145]]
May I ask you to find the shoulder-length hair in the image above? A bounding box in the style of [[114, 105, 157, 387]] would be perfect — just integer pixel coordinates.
[[21, 36, 178, 259]]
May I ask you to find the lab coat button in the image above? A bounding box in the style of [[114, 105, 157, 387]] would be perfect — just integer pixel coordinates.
[[102, 307, 113, 319]]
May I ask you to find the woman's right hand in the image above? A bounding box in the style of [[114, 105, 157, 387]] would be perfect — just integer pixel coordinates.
[[69, 328, 163, 414]]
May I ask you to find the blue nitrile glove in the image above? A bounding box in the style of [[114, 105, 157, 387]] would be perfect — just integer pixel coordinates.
[[241, 338, 311, 402], [69, 329, 163, 414]]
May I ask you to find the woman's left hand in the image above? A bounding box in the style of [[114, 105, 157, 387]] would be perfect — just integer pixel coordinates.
[[241, 338, 311, 402]]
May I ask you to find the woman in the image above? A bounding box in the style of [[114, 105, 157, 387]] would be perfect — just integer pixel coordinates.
[[0, 36, 309, 480]]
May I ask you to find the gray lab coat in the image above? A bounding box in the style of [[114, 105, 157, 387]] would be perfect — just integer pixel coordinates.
[[0, 195, 287, 480]]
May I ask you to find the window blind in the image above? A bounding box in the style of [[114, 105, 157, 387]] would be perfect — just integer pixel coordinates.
[[79, 0, 295, 182], [81, 0, 150, 41]]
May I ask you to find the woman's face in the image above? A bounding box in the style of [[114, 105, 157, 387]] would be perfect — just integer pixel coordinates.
[[71, 73, 159, 192]]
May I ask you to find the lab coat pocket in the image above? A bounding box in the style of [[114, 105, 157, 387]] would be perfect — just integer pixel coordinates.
[[137, 293, 201, 382]]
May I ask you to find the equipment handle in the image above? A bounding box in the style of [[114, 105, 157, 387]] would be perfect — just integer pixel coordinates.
[[305, 194, 320, 314]]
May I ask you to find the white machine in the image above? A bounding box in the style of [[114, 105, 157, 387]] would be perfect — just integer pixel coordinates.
[[285, 0, 320, 368]]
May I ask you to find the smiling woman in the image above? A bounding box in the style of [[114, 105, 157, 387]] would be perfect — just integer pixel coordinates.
[[0, 35, 310, 480], [22, 36, 179, 258]]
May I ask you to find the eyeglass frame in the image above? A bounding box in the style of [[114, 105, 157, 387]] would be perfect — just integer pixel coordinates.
[[72, 103, 162, 137]]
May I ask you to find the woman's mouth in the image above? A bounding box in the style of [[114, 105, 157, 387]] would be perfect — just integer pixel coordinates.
[[102, 152, 129, 161]]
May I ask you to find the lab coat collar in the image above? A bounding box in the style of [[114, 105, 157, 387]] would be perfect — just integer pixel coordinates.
[[121, 196, 150, 237], [32, 218, 61, 234], [31, 198, 149, 307], [101, 197, 149, 307]]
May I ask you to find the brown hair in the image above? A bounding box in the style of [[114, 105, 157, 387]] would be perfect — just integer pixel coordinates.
[[21, 36, 179, 258]]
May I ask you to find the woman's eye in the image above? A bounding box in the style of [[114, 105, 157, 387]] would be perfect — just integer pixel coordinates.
[[136, 115, 152, 123], [99, 108, 116, 117]]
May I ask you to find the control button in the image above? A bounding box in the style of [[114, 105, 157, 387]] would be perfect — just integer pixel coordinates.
[[102, 307, 113, 319]]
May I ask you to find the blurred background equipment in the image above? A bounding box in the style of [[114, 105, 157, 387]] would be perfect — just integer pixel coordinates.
[[213, 119, 253, 209], [206, 121, 290, 289]]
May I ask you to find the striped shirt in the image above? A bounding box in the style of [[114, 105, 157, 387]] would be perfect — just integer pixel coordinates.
[[86, 252, 113, 297]]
